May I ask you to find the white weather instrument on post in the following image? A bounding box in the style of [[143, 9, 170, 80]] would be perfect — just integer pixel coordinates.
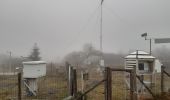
[[22, 61, 46, 96], [124, 50, 162, 98]]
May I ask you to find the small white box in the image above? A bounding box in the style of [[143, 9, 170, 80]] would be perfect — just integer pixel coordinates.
[[23, 61, 46, 78]]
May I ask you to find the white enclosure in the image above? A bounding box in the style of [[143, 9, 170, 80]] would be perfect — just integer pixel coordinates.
[[125, 50, 162, 74], [124, 50, 162, 98], [23, 61, 46, 78]]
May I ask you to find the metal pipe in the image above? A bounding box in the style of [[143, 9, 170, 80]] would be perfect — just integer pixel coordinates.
[[150, 38, 152, 55]]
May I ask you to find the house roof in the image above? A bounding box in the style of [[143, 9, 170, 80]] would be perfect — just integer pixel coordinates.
[[130, 51, 149, 55], [125, 50, 155, 59], [23, 61, 46, 65]]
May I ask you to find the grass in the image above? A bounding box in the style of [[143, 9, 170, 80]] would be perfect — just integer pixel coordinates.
[[22, 74, 68, 100], [0, 73, 68, 100]]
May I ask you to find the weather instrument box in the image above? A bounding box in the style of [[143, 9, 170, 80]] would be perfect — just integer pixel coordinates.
[[23, 61, 46, 78], [125, 50, 162, 74], [22, 61, 46, 96], [124, 50, 162, 97]]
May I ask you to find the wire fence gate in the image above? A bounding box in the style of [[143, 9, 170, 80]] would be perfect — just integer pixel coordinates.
[[110, 68, 134, 100], [66, 67, 135, 100], [66, 66, 170, 100], [161, 66, 170, 94], [0, 66, 170, 100]]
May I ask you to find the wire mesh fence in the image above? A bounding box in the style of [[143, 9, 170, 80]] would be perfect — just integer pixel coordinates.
[[83, 66, 105, 100], [85, 83, 105, 100], [163, 71, 170, 93], [153, 73, 162, 95], [152, 70, 170, 100], [0, 74, 18, 100], [22, 66, 68, 100], [1, 65, 170, 100], [111, 71, 130, 100], [73, 66, 105, 100]]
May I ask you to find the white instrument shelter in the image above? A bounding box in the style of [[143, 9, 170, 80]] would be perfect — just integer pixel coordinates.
[[23, 61, 46, 78]]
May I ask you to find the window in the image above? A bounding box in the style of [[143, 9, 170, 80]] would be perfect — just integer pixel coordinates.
[[139, 63, 144, 70]]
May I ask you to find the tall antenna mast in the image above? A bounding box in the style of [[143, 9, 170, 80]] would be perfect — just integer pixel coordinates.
[[100, 0, 104, 67], [100, 0, 103, 52], [100, 0, 103, 56]]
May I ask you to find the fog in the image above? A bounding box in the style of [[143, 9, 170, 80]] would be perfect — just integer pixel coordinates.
[[0, 0, 170, 61]]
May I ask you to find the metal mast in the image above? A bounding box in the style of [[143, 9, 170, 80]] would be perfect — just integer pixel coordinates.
[[7, 51, 12, 72], [100, 0, 103, 58], [99, 0, 104, 67]]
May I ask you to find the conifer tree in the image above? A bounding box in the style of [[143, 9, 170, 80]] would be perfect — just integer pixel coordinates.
[[29, 43, 41, 61]]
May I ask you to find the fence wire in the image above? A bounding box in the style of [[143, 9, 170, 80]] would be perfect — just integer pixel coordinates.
[[1, 65, 170, 100], [78, 66, 105, 100], [0, 74, 18, 100], [164, 72, 170, 93], [22, 66, 68, 100], [111, 71, 129, 100]]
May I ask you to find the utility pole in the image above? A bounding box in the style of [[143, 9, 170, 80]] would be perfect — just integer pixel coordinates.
[[100, 0, 105, 67], [149, 38, 151, 55], [100, 0, 103, 54], [7, 51, 12, 72]]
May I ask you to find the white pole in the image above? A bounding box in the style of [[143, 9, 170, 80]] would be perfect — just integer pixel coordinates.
[[68, 65, 71, 94], [7, 51, 12, 73]]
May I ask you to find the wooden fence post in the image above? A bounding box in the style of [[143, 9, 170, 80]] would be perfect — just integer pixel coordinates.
[[161, 66, 165, 93], [66, 62, 69, 79], [105, 67, 112, 100], [73, 69, 77, 97], [68, 66, 78, 97], [18, 72, 22, 100], [133, 66, 138, 100], [66, 62, 70, 95], [130, 70, 134, 100]]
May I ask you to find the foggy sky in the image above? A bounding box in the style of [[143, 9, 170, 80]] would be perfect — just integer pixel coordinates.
[[0, 0, 170, 61]]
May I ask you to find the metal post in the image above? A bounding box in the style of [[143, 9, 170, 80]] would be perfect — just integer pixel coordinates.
[[100, 0, 103, 55], [140, 75, 144, 94], [104, 67, 112, 100], [51, 62, 52, 76], [73, 69, 77, 97], [7, 51, 12, 72], [133, 66, 138, 100], [150, 38, 152, 55], [18, 72, 22, 100], [68, 66, 73, 96], [130, 70, 134, 100], [9, 51, 12, 72], [161, 66, 165, 93]]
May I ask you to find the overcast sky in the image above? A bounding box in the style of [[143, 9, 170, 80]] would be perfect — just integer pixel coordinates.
[[0, 0, 170, 61]]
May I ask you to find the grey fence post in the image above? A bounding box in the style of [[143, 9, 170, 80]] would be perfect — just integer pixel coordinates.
[[133, 66, 138, 100], [66, 62, 69, 79], [130, 70, 134, 100], [161, 66, 165, 93], [66, 62, 70, 95], [73, 69, 77, 97], [18, 72, 22, 100], [105, 67, 112, 100], [68, 66, 74, 96]]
